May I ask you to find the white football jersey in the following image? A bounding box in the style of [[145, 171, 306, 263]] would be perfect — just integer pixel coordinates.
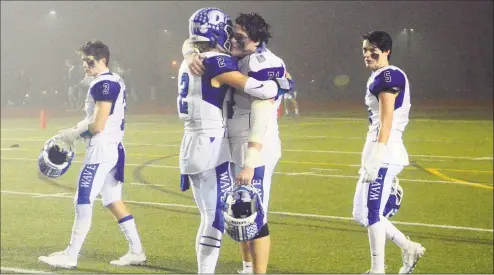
[[84, 71, 126, 145], [177, 51, 238, 174], [227, 47, 286, 165], [363, 65, 411, 166], [177, 51, 238, 137]]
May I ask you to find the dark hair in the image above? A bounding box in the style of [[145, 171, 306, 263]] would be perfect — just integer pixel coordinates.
[[78, 40, 110, 66], [235, 12, 272, 45], [362, 31, 393, 60]]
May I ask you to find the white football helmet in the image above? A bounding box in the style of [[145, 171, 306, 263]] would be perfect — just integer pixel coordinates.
[[223, 184, 265, 242], [38, 135, 75, 178], [384, 177, 404, 218]]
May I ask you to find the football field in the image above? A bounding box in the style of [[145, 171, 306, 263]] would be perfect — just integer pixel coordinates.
[[1, 111, 493, 274]]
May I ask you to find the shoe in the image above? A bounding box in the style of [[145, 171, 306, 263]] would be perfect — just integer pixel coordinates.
[[398, 238, 426, 274], [110, 250, 147, 266], [237, 268, 253, 274], [38, 250, 77, 269], [364, 265, 387, 274]]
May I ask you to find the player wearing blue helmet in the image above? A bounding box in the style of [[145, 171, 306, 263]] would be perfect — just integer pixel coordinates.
[[183, 11, 293, 274], [177, 7, 293, 274]]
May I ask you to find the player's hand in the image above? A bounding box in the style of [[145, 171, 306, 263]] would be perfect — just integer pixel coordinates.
[[274, 78, 295, 97], [362, 161, 380, 183], [362, 143, 386, 183], [186, 53, 205, 76], [235, 167, 255, 185], [57, 127, 79, 144]]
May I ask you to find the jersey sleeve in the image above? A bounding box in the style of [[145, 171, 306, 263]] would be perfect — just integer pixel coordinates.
[[90, 79, 121, 101], [203, 55, 238, 78], [369, 69, 405, 96]]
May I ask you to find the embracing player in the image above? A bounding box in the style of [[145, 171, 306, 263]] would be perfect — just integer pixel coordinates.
[[38, 40, 146, 269], [183, 12, 289, 274], [352, 31, 425, 274], [178, 8, 292, 274]]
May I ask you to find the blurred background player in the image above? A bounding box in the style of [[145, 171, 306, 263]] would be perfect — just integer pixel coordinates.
[[183, 11, 291, 274], [283, 72, 300, 118], [351, 31, 425, 274], [64, 59, 84, 110], [38, 40, 146, 269], [179, 8, 292, 274]]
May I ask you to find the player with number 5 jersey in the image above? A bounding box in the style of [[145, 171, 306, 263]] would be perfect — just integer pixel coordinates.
[[352, 31, 425, 274]]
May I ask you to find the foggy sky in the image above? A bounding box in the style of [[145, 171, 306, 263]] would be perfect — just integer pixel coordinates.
[[1, 1, 493, 102]]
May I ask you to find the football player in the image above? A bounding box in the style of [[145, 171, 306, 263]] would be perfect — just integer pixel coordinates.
[[38, 40, 146, 268], [178, 8, 292, 274], [282, 73, 300, 118], [352, 31, 425, 274], [183, 12, 289, 274]]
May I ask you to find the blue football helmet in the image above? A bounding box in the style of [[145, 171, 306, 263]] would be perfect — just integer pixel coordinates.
[[223, 184, 266, 242], [188, 7, 233, 52], [384, 177, 404, 218], [38, 135, 75, 178]]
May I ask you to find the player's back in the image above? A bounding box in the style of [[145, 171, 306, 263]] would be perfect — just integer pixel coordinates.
[[365, 65, 411, 165], [177, 51, 238, 137], [85, 72, 126, 145]]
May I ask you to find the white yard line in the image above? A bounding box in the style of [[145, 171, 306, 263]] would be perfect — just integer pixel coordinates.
[[1, 138, 491, 160], [0, 156, 489, 186], [1, 190, 492, 233], [0, 267, 51, 273]]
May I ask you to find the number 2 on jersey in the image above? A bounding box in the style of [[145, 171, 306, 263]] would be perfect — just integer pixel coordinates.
[[179, 73, 190, 114]]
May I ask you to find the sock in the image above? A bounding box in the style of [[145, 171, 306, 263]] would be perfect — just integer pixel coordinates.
[[197, 233, 222, 273], [368, 221, 386, 272], [197, 212, 222, 273], [118, 215, 143, 254], [66, 204, 93, 258], [382, 217, 410, 250], [243, 261, 253, 272], [294, 108, 299, 114]]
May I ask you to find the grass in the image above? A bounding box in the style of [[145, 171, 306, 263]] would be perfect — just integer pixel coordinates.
[[1, 110, 492, 274]]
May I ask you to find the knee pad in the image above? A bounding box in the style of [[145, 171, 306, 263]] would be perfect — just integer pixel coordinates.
[[199, 220, 223, 249], [252, 223, 270, 240]]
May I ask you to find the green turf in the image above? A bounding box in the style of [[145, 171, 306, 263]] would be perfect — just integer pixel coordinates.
[[1, 112, 492, 274]]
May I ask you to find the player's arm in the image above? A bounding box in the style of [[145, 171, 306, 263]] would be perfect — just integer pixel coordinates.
[[236, 97, 276, 185], [214, 71, 292, 99], [88, 101, 112, 134], [58, 80, 119, 142], [377, 92, 396, 144], [182, 39, 205, 76], [203, 55, 293, 99]]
